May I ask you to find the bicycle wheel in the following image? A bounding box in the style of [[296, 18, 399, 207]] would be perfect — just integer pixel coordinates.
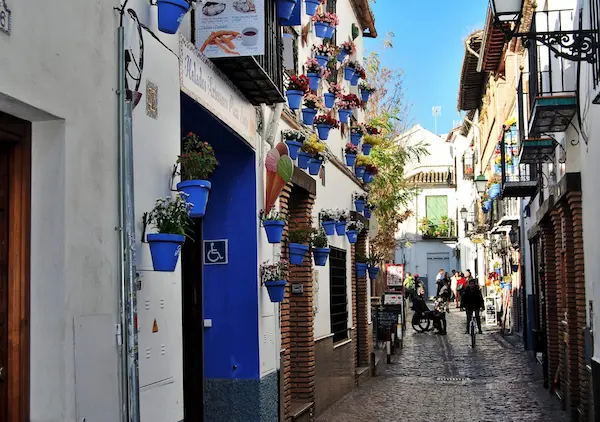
[[470, 323, 476, 348], [411, 313, 430, 332]]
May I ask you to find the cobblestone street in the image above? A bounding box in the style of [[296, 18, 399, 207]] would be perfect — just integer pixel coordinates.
[[317, 305, 569, 422]]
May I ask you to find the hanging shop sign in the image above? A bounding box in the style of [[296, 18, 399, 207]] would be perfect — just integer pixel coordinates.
[[180, 37, 256, 147], [195, 0, 265, 58], [485, 296, 497, 326], [385, 264, 404, 288]]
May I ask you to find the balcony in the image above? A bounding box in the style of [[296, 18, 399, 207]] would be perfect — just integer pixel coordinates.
[[525, 10, 577, 137], [463, 152, 474, 180], [500, 123, 539, 198], [419, 218, 458, 240], [210, 0, 284, 105]]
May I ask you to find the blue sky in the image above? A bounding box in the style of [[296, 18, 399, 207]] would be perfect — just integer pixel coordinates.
[[364, 0, 486, 136]]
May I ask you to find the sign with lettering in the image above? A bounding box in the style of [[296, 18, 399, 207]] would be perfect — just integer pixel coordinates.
[[485, 296, 497, 326], [203, 240, 228, 265], [386, 264, 404, 287], [195, 0, 265, 58], [180, 37, 256, 147], [0, 0, 11, 36], [383, 293, 403, 306]]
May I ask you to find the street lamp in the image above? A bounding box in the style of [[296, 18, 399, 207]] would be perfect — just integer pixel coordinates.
[[490, 0, 523, 24], [460, 207, 468, 220], [475, 175, 488, 195]]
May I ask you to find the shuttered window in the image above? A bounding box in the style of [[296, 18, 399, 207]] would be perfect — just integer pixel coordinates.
[[329, 247, 348, 343], [426, 196, 448, 224]]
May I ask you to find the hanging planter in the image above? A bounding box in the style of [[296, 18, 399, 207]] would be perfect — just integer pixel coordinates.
[[344, 67, 356, 81], [297, 151, 312, 169], [323, 24, 335, 39], [321, 220, 336, 236], [360, 90, 371, 102], [362, 143, 373, 155], [264, 280, 287, 302], [177, 133, 218, 218], [302, 108, 317, 125], [335, 221, 347, 235], [285, 140, 303, 160], [356, 262, 368, 277], [286, 90, 304, 110], [314, 22, 332, 38], [337, 51, 348, 62], [345, 153, 357, 167], [359, 82, 375, 103], [363, 171, 374, 183], [316, 124, 331, 140], [276, 0, 298, 20], [324, 92, 336, 109], [308, 158, 322, 175], [350, 133, 362, 146], [315, 55, 329, 67], [354, 199, 366, 212], [364, 207, 372, 219], [305, 0, 321, 16], [286, 75, 309, 110], [368, 266, 380, 280], [337, 41, 355, 62], [147, 233, 185, 272], [261, 260, 290, 303], [338, 109, 352, 124], [307, 73, 321, 91], [494, 164, 502, 174], [346, 230, 359, 244], [346, 220, 364, 244], [312, 247, 330, 266], [488, 184, 501, 199], [350, 72, 360, 86], [355, 165, 365, 178], [288, 243, 309, 265], [157, 0, 191, 34], [314, 114, 338, 141], [261, 209, 287, 244], [283, 130, 306, 161]]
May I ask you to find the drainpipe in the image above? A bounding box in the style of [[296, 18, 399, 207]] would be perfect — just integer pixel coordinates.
[[117, 19, 141, 422]]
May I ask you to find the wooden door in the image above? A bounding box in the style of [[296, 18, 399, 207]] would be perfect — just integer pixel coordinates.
[[0, 112, 31, 422]]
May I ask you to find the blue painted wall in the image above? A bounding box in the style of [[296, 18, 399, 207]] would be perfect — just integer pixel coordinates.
[[181, 94, 259, 380]]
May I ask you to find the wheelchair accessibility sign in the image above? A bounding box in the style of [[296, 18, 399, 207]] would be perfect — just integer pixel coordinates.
[[203, 240, 228, 265]]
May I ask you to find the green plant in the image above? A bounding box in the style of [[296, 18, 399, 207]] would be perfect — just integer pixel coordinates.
[[260, 208, 287, 221], [288, 227, 313, 244], [347, 220, 365, 232], [144, 195, 193, 237], [367, 251, 384, 266], [355, 253, 368, 263], [260, 260, 290, 283], [355, 154, 372, 167], [178, 133, 219, 180], [311, 228, 329, 248]]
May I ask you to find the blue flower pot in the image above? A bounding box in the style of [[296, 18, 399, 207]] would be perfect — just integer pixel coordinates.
[[346, 230, 359, 244], [314, 22, 331, 38], [324, 24, 334, 38], [289, 243, 309, 265], [147, 233, 185, 272], [264, 280, 287, 303], [351, 72, 360, 86], [315, 54, 329, 67], [360, 90, 371, 102], [362, 143, 373, 155], [350, 133, 362, 146], [364, 208, 372, 219], [494, 164, 502, 174], [177, 180, 211, 218], [355, 166, 365, 178], [324, 92, 336, 109], [321, 220, 336, 236], [305, 0, 320, 16], [308, 159, 322, 175], [302, 108, 317, 125], [363, 171, 374, 183], [307, 72, 321, 91], [338, 109, 352, 124], [356, 263, 368, 277], [344, 67, 355, 81], [157, 0, 190, 34], [368, 266, 380, 280], [285, 140, 302, 160], [276, 0, 298, 20], [316, 124, 331, 140], [354, 199, 366, 212], [263, 220, 286, 244], [483, 199, 492, 213], [345, 153, 357, 167], [297, 152, 311, 169], [313, 247, 330, 266], [488, 184, 501, 199], [335, 221, 347, 235], [337, 51, 348, 62], [286, 90, 303, 110]]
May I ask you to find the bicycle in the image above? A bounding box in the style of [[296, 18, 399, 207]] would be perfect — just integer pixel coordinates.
[[469, 313, 476, 348]]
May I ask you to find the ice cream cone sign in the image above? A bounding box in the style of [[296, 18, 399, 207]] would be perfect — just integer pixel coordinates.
[[265, 143, 294, 211]]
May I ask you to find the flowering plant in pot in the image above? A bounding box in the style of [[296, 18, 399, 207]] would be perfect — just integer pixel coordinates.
[[363, 202, 374, 219], [350, 64, 365, 86], [324, 82, 342, 109], [344, 60, 360, 81], [276, 0, 299, 20], [302, 94, 323, 126], [320, 209, 338, 235], [350, 124, 365, 145], [145, 195, 193, 272], [305, 0, 325, 16], [305, 58, 325, 91], [300, 136, 325, 171], [260, 260, 290, 303], [337, 93, 361, 124], [358, 81, 376, 102], [177, 133, 218, 218], [363, 163, 378, 184], [346, 219, 364, 244], [365, 124, 380, 135], [335, 208, 350, 235], [487, 174, 501, 199], [354, 154, 370, 178], [367, 251, 383, 279], [288, 227, 313, 265], [355, 253, 368, 277], [361, 134, 382, 156], [353, 191, 369, 212], [311, 228, 330, 266], [157, 0, 191, 34], [286, 75, 310, 110], [337, 41, 356, 61], [260, 208, 287, 244], [282, 129, 306, 160], [313, 114, 339, 140], [312, 43, 334, 67], [344, 143, 359, 167], [312, 12, 339, 38], [308, 150, 328, 176]]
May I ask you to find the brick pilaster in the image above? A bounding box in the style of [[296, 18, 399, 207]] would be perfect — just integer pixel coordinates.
[[355, 233, 371, 368], [541, 219, 559, 386]]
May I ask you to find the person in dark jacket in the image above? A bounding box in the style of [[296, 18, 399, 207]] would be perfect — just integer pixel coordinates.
[[460, 277, 484, 334]]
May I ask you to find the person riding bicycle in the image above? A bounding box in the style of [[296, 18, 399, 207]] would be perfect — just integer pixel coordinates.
[[460, 277, 484, 334]]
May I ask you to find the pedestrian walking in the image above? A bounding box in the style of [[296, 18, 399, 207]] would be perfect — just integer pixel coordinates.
[[460, 277, 484, 334], [450, 270, 458, 304], [436, 268, 444, 296], [455, 271, 467, 306]]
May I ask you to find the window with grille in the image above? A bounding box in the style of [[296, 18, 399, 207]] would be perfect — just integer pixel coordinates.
[[590, 0, 600, 88], [329, 247, 348, 343], [425, 196, 448, 224], [326, 0, 337, 44]]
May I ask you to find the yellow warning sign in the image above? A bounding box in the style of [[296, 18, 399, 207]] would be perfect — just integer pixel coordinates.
[[152, 319, 159, 333]]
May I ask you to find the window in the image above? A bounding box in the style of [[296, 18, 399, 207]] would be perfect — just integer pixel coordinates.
[[425, 196, 448, 224], [325, 0, 337, 44], [329, 247, 348, 343]]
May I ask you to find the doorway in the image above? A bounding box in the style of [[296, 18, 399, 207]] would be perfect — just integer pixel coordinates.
[[426, 253, 450, 298], [0, 112, 31, 422]]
